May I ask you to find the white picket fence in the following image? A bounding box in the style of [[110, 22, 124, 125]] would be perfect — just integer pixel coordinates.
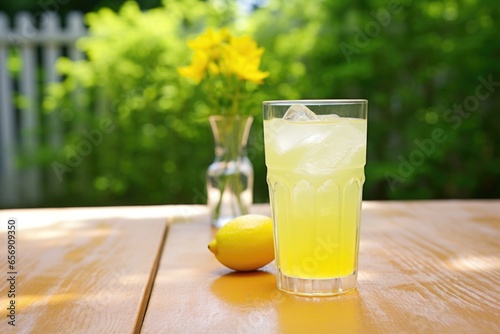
[[0, 11, 86, 207]]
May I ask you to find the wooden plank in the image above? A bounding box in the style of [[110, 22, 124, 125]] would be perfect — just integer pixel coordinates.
[[0, 11, 87, 207], [0, 206, 170, 333], [66, 12, 90, 197], [141, 201, 500, 333], [0, 13, 20, 207], [41, 12, 63, 197], [16, 12, 41, 205]]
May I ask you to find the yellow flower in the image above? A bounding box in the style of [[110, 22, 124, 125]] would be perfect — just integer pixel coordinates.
[[177, 51, 208, 83], [208, 62, 220, 75], [187, 28, 230, 52], [180, 28, 230, 82], [221, 36, 269, 84], [178, 28, 269, 115], [235, 61, 269, 84], [229, 36, 264, 61]]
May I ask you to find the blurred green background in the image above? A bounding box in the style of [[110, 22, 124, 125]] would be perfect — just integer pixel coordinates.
[[1, 0, 499, 208]]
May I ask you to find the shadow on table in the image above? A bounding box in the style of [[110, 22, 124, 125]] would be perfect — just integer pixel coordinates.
[[210, 268, 365, 333], [210, 270, 276, 306]]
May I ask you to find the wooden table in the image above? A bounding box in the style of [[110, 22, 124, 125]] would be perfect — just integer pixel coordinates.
[[0, 201, 499, 333]]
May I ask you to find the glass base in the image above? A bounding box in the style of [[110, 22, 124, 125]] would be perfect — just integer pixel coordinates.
[[276, 268, 358, 296]]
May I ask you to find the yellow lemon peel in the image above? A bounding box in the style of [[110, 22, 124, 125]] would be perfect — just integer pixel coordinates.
[[208, 214, 274, 271]]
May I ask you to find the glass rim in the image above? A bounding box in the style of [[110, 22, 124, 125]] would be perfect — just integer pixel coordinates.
[[263, 99, 367, 106]]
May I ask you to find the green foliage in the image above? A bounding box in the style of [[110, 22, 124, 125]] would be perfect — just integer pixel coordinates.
[[37, 0, 499, 207], [43, 0, 236, 206], [248, 0, 500, 200]]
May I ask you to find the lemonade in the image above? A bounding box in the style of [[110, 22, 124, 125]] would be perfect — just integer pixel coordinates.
[[263, 100, 367, 295]]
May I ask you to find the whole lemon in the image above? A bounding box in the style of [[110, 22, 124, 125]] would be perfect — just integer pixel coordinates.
[[208, 214, 274, 271]]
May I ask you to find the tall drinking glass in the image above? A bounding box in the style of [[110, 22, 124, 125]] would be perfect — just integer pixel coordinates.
[[263, 100, 368, 296]]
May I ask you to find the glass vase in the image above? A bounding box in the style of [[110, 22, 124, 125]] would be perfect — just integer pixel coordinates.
[[207, 115, 254, 228]]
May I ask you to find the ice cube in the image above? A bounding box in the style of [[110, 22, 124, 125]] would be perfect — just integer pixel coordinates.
[[310, 119, 366, 170], [283, 104, 318, 121], [318, 114, 341, 121]]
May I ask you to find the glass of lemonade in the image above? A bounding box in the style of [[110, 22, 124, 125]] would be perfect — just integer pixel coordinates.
[[262, 100, 368, 296]]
